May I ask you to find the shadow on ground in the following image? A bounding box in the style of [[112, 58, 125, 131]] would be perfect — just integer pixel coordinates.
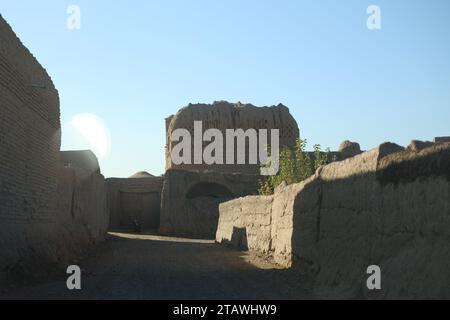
[[0, 231, 314, 300]]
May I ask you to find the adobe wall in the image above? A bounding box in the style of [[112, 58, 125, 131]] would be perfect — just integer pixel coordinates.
[[216, 181, 301, 265], [216, 196, 274, 253], [165, 101, 300, 174], [59, 151, 109, 243], [160, 169, 260, 239], [0, 15, 60, 222], [0, 15, 64, 283], [107, 175, 163, 230], [216, 142, 450, 299], [0, 17, 109, 284]]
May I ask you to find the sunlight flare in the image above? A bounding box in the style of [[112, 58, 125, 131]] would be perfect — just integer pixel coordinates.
[[71, 113, 111, 158]]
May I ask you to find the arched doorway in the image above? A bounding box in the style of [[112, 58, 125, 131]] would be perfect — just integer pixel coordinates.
[[185, 182, 234, 239], [186, 182, 233, 199]]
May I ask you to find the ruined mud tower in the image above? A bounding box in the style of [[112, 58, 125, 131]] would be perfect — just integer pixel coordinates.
[[160, 101, 300, 238], [165, 101, 300, 173]]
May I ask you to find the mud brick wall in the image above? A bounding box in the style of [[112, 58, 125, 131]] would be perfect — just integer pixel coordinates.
[[216, 195, 274, 253], [59, 150, 109, 243], [0, 15, 60, 222], [217, 142, 450, 299], [0, 17, 108, 285], [0, 15, 64, 283], [107, 176, 164, 230]]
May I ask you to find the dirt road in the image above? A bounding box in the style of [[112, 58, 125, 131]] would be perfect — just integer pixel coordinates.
[[1, 232, 314, 300]]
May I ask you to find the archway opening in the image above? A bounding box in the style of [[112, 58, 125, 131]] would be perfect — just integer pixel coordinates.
[[186, 182, 233, 199], [185, 182, 234, 239]]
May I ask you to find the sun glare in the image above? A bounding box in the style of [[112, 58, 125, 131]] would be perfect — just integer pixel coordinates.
[[71, 113, 111, 158]]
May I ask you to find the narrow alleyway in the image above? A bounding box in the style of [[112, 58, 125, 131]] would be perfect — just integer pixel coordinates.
[[1, 232, 314, 300]]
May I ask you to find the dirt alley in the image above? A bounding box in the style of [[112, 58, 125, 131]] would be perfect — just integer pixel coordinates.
[[1, 232, 314, 300]]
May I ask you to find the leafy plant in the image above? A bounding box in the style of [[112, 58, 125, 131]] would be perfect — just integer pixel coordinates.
[[258, 138, 333, 195]]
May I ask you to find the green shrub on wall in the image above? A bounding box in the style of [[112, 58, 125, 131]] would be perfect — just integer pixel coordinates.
[[258, 138, 334, 195]]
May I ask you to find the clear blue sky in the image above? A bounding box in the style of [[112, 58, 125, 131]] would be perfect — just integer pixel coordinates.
[[2, 0, 449, 178]]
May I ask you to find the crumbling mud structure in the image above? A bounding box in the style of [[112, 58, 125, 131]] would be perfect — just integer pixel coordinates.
[[160, 102, 300, 238], [165, 101, 300, 174], [216, 141, 450, 299], [0, 16, 108, 285], [160, 103, 363, 239], [1, 14, 449, 299]]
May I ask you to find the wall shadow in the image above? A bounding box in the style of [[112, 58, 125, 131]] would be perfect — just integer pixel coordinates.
[[289, 145, 450, 299], [0, 231, 315, 300]]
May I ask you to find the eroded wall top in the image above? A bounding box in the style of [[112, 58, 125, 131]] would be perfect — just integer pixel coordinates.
[[165, 101, 300, 174]]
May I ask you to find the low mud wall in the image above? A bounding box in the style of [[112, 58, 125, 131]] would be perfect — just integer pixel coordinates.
[[217, 143, 450, 299], [216, 196, 274, 253]]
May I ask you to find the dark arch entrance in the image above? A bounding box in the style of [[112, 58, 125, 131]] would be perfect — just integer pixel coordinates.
[[185, 182, 234, 239], [186, 182, 233, 199]]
